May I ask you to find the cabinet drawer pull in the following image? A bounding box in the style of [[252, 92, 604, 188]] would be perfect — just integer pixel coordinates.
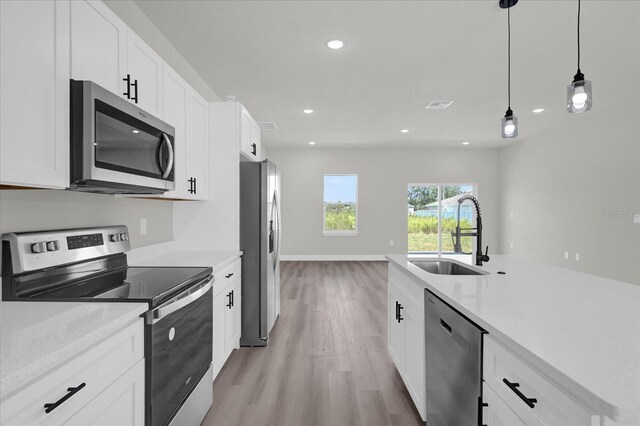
[[502, 378, 538, 408], [251, 143, 257, 156], [225, 273, 234, 279], [44, 383, 86, 413]]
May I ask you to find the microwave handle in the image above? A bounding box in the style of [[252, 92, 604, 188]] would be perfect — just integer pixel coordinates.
[[160, 133, 174, 179]]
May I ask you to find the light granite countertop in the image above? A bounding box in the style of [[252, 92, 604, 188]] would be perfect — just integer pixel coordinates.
[[386, 254, 640, 424], [0, 301, 147, 400]]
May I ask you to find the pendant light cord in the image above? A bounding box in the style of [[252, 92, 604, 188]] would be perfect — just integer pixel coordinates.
[[577, 0, 581, 71], [507, 4, 511, 109]]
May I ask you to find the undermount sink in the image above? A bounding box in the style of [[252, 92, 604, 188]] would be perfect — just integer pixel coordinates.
[[410, 259, 488, 276]]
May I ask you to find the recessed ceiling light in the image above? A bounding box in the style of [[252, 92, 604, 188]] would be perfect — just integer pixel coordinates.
[[303, 109, 313, 114], [532, 108, 545, 113], [132, 129, 140, 134], [401, 129, 409, 133], [327, 40, 344, 50], [462, 141, 470, 145], [309, 141, 316, 145]]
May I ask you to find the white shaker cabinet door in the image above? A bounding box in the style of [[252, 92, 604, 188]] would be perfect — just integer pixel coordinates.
[[126, 29, 164, 118], [0, 0, 69, 189], [186, 91, 209, 200], [70, 0, 127, 97], [404, 302, 426, 420], [66, 359, 145, 426], [387, 280, 405, 372]]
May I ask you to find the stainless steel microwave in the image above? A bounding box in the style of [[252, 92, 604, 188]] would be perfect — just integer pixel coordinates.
[[69, 80, 175, 194]]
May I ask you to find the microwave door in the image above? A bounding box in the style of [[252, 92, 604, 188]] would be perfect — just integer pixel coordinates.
[[91, 100, 175, 190]]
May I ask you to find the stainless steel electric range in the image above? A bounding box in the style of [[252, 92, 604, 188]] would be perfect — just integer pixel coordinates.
[[1, 226, 213, 426]]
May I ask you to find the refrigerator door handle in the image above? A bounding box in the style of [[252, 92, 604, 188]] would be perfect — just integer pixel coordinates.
[[274, 191, 281, 264]]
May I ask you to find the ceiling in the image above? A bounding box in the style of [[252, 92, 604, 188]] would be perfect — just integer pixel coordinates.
[[133, 0, 639, 149]]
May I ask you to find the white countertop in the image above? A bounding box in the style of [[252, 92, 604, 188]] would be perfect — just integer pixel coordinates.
[[129, 249, 241, 273], [386, 254, 640, 423], [0, 302, 147, 400]]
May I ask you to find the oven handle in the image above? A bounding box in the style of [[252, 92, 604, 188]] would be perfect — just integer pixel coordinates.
[[160, 133, 174, 179], [147, 275, 213, 324]]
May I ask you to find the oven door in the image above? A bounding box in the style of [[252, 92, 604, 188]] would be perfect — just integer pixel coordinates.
[[70, 80, 176, 194], [146, 276, 213, 426]]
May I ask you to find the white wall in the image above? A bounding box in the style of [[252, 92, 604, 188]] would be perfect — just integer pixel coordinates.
[[267, 148, 500, 259], [498, 103, 640, 285]]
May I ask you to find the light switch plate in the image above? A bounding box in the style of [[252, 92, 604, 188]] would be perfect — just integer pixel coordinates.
[[635, 214, 640, 224]]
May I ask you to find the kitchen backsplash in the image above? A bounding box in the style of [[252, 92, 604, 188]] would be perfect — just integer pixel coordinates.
[[0, 190, 173, 270]]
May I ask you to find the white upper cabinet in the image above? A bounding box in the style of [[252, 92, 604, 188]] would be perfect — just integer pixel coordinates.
[[0, 0, 70, 189], [186, 91, 209, 200], [126, 29, 164, 118], [240, 106, 262, 161], [70, 0, 127, 97], [71, 1, 163, 118]]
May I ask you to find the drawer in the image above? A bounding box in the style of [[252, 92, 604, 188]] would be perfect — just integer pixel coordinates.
[[213, 258, 241, 297], [1, 319, 144, 426], [389, 264, 424, 312], [483, 381, 543, 426], [484, 335, 599, 426]]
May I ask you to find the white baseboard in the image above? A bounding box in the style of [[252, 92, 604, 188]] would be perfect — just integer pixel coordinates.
[[279, 254, 387, 261]]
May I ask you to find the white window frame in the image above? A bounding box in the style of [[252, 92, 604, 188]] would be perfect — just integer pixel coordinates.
[[323, 174, 358, 236], [407, 183, 477, 255]]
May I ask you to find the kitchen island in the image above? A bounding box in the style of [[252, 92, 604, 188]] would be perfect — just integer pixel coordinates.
[[386, 254, 640, 425]]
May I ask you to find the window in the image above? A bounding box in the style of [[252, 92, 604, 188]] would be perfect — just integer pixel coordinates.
[[324, 175, 358, 235], [408, 184, 476, 254]]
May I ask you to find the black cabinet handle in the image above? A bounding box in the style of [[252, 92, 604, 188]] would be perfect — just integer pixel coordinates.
[[502, 379, 538, 408], [193, 177, 196, 194], [131, 79, 138, 103], [188, 177, 196, 194], [44, 383, 86, 413], [225, 273, 234, 279], [226, 292, 232, 309], [251, 143, 257, 156], [397, 303, 404, 323], [395, 301, 399, 321], [231, 290, 234, 307], [123, 74, 131, 99]]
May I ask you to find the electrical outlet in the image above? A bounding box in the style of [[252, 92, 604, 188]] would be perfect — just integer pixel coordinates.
[[635, 214, 640, 224], [389, 240, 394, 246], [575, 253, 580, 262], [510, 242, 513, 249], [140, 218, 147, 235], [564, 251, 569, 260], [510, 211, 514, 219]]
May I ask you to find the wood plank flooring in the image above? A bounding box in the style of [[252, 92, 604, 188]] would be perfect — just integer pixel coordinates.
[[201, 261, 424, 426]]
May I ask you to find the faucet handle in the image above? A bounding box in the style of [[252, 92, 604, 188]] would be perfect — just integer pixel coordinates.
[[482, 246, 490, 262]]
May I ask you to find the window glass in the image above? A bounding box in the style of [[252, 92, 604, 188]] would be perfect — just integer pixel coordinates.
[[324, 175, 358, 233]]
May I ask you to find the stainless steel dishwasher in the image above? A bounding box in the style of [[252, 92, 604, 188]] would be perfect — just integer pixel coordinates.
[[425, 289, 485, 426]]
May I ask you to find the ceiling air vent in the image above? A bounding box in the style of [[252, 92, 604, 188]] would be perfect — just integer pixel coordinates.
[[257, 122, 278, 130], [426, 101, 454, 110]]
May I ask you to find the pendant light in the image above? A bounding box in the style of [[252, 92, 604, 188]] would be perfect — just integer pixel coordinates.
[[500, 0, 518, 139], [567, 0, 592, 113]]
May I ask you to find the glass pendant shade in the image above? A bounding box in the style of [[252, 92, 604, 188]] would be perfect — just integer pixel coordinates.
[[501, 110, 518, 139], [567, 77, 592, 113]]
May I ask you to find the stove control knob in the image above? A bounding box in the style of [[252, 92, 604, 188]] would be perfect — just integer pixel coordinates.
[[120, 233, 127, 241], [31, 242, 47, 253], [110, 234, 120, 242], [46, 241, 60, 251]]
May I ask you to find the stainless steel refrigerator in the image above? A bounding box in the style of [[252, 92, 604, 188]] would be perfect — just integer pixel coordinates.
[[239, 159, 281, 346]]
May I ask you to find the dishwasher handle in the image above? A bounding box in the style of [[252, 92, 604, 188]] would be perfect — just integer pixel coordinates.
[[440, 318, 452, 335]]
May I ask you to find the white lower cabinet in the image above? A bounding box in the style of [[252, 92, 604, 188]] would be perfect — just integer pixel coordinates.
[[387, 265, 426, 421], [483, 381, 539, 426], [66, 359, 145, 426], [483, 335, 600, 426], [0, 319, 145, 426], [212, 258, 242, 380]]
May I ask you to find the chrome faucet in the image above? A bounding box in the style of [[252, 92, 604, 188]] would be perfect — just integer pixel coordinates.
[[452, 195, 490, 266]]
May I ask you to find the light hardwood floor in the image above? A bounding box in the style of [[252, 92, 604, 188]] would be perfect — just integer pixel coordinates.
[[202, 261, 424, 426]]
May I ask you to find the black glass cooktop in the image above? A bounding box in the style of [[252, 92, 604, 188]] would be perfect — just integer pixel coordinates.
[[19, 265, 212, 307]]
